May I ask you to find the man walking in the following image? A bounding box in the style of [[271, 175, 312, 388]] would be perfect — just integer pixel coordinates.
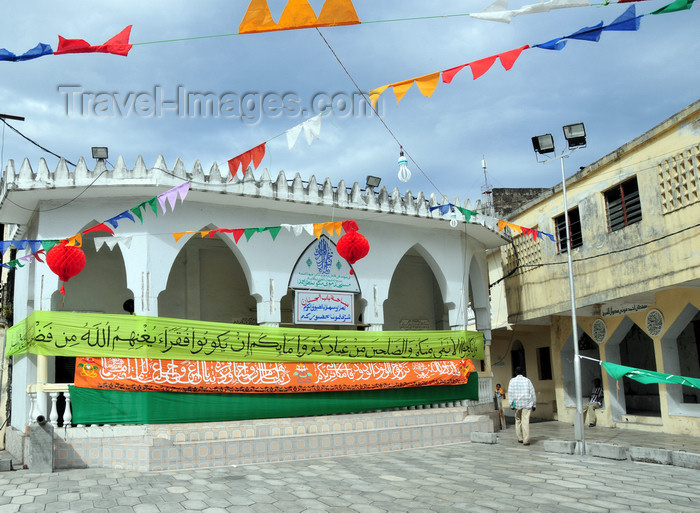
[[507, 367, 537, 445]]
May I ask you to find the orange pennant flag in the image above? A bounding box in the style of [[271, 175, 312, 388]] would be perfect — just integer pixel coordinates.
[[317, 0, 360, 26], [173, 232, 186, 242], [65, 234, 83, 247], [313, 223, 324, 238], [239, 0, 360, 34], [507, 222, 522, 233], [369, 84, 389, 107], [333, 221, 343, 235], [323, 222, 337, 236], [278, 0, 318, 30], [239, 0, 277, 34], [392, 79, 414, 104], [414, 72, 440, 98]]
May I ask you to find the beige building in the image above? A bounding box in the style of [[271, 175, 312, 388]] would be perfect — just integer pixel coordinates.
[[488, 99, 700, 435]]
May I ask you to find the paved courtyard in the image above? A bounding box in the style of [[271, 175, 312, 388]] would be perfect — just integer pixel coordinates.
[[1, 429, 699, 513]]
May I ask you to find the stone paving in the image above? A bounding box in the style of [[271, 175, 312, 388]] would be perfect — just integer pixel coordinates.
[[1, 422, 700, 513]]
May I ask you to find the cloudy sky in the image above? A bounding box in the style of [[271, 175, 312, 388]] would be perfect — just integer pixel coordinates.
[[1, 1, 698, 205]]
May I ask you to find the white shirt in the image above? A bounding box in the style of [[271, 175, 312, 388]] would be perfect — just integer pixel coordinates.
[[507, 374, 537, 410]]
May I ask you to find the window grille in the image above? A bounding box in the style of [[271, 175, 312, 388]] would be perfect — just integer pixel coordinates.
[[605, 177, 642, 232], [554, 207, 582, 253]]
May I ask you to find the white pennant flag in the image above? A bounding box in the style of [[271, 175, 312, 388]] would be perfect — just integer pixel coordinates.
[[94, 236, 133, 251], [286, 114, 323, 150]]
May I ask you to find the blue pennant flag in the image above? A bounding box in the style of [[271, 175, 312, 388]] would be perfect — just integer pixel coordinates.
[[0, 43, 53, 62]]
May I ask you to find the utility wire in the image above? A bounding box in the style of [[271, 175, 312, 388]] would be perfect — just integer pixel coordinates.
[[0, 118, 77, 167], [314, 27, 445, 198]]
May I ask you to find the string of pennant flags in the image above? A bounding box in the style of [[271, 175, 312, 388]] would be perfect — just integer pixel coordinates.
[[430, 203, 557, 242], [172, 220, 353, 244], [368, 2, 695, 107], [226, 113, 325, 179], [0, 182, 190, 269], [1, 0, 693, 63]]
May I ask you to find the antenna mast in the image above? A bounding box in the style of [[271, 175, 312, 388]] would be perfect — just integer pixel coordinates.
[[480, 155, 493, 216]]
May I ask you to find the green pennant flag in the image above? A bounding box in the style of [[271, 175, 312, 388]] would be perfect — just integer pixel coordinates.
[[602, 361, 700, 390], [244, 228, 257, 241], [651, 0, 694, 14], [267, 226, 282, 241], [147, 197, 159, 216], [455, 206, 478, 223], [130, 205, 145, 223], [41, 240, 60, 252]]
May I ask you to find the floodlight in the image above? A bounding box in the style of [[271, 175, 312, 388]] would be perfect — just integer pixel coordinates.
[[563, 123, 586, 149], [91, 147, 109, 160], [531, 134, 555, 155]]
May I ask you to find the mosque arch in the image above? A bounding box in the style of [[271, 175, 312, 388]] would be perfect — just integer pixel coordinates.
[[158, 227, 256, 323], [383, 246, 448, 331]]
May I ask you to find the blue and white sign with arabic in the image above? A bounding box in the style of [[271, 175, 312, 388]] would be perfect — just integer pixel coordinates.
[[289, 235, 361, 292], [295, 291, 354, 325]]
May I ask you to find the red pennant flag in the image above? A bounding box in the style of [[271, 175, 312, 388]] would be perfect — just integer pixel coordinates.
[[83, 223, 115, 235], [442, 64, 468, 84], [232, 229, 245, 243], [55, 26, 133, 56], [227, 143, 266, 179], [498, 45, 529, 71], [469, 55, 498, 80]]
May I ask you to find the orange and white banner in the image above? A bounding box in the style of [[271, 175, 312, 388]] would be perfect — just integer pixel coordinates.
[[74, 357, 476, 393]]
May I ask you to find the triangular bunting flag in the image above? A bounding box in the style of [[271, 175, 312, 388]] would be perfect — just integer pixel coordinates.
[[303, 114, 322, 145], [313, 223, 324, 238], [470, 55, 498, 80], [278, 0, 318, 30], [392, 79, 414, 104], [173, 232, 187, 243], [442, 64, 468, 84], [606, 5, 640, 31], [239, 0, 278, 34], [83, 222, 115, 236], [105, 211, 135, 229], [267, 226, 282, 240], [244, 228, 257, 241], [651, 0, 694, 14], [232, 229, 245, 243], [499, 45, 529, 71], [0, 43, 53, 62], [317, 0, 360, 27], [55, 25, 133, 56], [369, 85, 389, 107], [414, 72, 440, 98]]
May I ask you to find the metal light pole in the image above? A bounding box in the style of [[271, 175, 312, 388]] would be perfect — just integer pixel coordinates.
[[531, 123, 586, 453]]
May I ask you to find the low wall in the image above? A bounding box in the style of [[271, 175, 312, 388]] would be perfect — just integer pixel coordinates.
[[26, 408, 493, 471]]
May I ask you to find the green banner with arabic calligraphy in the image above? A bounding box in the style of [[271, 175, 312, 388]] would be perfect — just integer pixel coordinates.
[[6, 311, 484, 363]]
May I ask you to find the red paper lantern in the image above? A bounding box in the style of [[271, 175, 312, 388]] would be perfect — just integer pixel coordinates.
[[46, 243, 86, 295], [336, 231, 369, 274]]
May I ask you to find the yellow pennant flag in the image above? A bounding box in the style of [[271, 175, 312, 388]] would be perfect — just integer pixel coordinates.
[[392, 79, 414, 104], [313, 223, 324, 238], [65, 234, 82, 247], [414, 72, 440, 98], [369, 84, 389, 108]]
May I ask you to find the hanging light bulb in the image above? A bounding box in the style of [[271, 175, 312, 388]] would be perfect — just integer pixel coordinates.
[[449, 208, 458, 228], [397, 149, 411, 183]]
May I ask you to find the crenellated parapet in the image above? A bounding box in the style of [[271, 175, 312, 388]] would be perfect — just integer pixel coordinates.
[[0, 155, 498, 232]]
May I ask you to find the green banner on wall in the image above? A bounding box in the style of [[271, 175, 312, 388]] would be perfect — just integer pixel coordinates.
[[69, 374, 479, 425], [7, 311, 484, 363]]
